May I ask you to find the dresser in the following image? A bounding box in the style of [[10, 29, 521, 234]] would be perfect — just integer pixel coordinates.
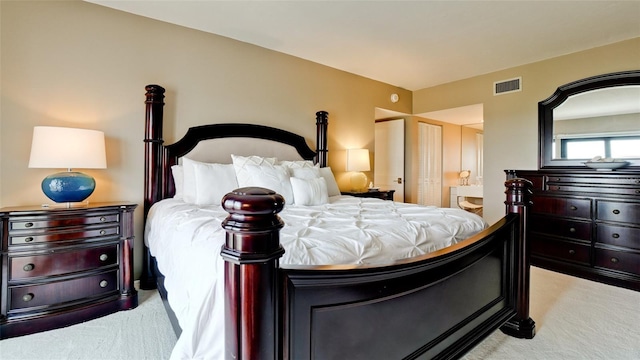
[[341, 189, 396, 201], [0, 202, 138, 339], [507, 170, 640, 291]]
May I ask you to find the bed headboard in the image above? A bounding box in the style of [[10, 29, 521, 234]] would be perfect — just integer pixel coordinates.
[[143, 84, 329, 219]]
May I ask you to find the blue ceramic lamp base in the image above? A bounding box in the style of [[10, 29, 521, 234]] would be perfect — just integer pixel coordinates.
[[41, 171, 96, 203]]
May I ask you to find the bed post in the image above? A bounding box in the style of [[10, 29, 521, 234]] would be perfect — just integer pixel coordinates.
[[315, 111, 328, 167], [501, 177, 536, 339], [140, 84, 165, 290], [221, 187, 286, 360]]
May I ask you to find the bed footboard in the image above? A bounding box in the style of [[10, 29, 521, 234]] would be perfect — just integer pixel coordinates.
[[221, 179, 534, 359]]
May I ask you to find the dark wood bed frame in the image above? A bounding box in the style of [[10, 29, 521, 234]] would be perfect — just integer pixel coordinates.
[[141, 84, 535, 359]]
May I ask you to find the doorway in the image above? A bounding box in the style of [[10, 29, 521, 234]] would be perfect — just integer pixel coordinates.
[[374, 119, 405, 201]]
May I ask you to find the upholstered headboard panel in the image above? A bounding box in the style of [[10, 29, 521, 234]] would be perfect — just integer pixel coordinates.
[[181, 137, 306, 164]]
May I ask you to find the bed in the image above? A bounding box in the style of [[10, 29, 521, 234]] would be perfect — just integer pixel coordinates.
[[140, 84, 535, 359]]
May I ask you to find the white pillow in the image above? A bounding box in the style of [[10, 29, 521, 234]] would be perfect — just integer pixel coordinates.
[[319, 167, 340, 196], [231, 154, 277, 186], [183, 158, 238, 205], [182, 159, 198, 203], [171, 165, 184, 199], [291, 167, 321, 180], [278, 160, 318, 170], [238, 164, 294, 205], [290, 177, 329, 206]]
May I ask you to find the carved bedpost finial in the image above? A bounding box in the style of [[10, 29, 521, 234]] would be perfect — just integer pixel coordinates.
[[315, 111, 329, 167], [221, 187, 285, 248], [501, 177, 536, 339], [221, 187, 285, 360], [504, 177, 533, 215]]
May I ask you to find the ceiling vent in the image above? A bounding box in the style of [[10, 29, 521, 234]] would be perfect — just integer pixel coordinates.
[[493, 77, 522, 95]]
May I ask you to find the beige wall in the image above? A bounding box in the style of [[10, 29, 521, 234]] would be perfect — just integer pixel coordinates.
[[413, 37, 640, 224], [0, 1, 411, 278]]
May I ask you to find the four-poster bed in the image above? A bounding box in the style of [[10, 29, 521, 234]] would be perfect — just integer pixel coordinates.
[[140, 84, 535, 359]]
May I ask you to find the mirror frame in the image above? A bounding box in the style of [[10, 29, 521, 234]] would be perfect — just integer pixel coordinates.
[[539, 69, 640, 169]]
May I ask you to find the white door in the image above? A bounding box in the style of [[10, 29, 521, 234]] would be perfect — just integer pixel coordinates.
[[374, 119, 405, 201], [417, 122, 442, 207]]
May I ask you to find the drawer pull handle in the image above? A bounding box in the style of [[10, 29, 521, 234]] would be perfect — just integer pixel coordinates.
[[612, 233, 620, 239], [24, 237, 34, 243], [568, 249, 576, 255], [25, 222, 34, 228], [100, 230, 107, 235], [570, 205, 577, 211], [569, 227, 576, 233], [554, 178, 560, 181], [22, 293, 34, 302], [23, 263, 35, 272], [636, 190, 640, 194], [100, 217, 107, 222], [610, 257, 619, 263], [99, 280, 108, 288], [612, 209, 620, 215], [99, 254, 108, 261]]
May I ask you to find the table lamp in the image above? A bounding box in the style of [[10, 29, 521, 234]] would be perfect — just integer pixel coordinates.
[[346, 148, 370, 192], [28, 126, 107, 205]]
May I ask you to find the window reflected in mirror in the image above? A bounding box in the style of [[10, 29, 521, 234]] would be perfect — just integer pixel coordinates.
[[552, 85, 640, 161]]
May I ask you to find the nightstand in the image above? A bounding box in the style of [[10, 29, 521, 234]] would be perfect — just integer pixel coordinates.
[[341, 190, 396, 201], [0, 202, 138, 339]]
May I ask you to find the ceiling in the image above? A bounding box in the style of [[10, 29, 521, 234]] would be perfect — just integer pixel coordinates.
[[86, 0, 640, 124]]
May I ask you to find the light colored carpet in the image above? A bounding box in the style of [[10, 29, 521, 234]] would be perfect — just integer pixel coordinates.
[[463, 267, 640, 360], [0, 289, 176, 360], [1, 267, 638, 360]]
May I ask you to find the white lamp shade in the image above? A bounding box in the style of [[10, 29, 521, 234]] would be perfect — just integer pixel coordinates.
[[346, 149, 370, 172], [29, 126, 107, 169]]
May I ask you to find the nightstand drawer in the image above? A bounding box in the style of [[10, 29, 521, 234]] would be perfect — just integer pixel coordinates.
[[9, 270, 119, 311], [9, 244, 119, 280], [341, 190, 395, 201], [531, 196, 591, 219], [9, 224, 120, 245], [9, 212, 119, 231]]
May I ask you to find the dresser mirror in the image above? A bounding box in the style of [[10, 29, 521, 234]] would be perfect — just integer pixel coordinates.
[[539, 70, 640, 169]]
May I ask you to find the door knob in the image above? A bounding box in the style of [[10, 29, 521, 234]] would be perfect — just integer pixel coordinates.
[[397, 178, 402, 184]]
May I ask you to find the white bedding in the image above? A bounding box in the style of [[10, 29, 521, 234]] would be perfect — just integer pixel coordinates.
[[145, 195, 487, 360]]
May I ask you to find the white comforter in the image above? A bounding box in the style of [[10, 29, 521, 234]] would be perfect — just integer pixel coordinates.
[[145, 196, 487, 360]]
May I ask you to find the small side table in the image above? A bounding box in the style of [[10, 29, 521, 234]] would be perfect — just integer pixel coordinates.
[[0, 202, 138, 339], [341, 189, 395, 201]]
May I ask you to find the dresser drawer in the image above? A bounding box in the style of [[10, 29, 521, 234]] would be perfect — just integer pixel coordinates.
[[9, 224, 120, 245], [596, 201, 640, 223], [531, 235, 591, 265], [596, 224, 640, 250], [9, 244, 119, 280], [531, 196, 591, 219], [595, 247, 640, 276], [547, 175, 640, 186], [530, 215, 591, 241], [9, 270, 119, 311], [9, 212, 119, 231]]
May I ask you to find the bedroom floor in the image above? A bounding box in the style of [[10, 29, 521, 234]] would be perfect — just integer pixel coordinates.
[[0, 267, 638, 360]]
